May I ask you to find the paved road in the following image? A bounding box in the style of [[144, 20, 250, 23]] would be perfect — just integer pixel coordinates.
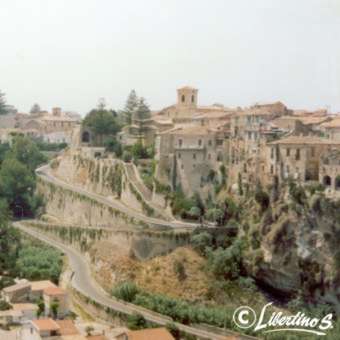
[[14, 221, 255, 340], [36, 165, 198, 230]]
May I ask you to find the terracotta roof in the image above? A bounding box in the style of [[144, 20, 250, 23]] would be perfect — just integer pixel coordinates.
[[31, 280, 57, 292], [44, 286, 66, 296], [321, 118, 340, 128], [12, 303, 38, 311], [86, 336, 108, 340], [32, 319, 61, 332], [55, 320, 79, 336], [126, 328, 175, 340], [268, 135, 340, 145]]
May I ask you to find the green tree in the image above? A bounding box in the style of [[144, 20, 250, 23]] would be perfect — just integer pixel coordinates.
[[83, 108, 120, 146], [131, 142, 149, 160], [191, 232, 213, 255], [121, 89, 138, 125], [207, 240, 244, 280], [50, 299, 59, 319], [37, 298, 45, 317], [0, 200, 21, 273], [30, 103, 41, 114], [9, 135, 47, 172], [0, 91, 8, 115], [134, 97, 151, 120], [0, 157, 36, 217], [15, 246, 62, 283]]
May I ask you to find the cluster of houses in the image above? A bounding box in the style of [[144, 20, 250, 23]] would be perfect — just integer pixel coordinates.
[[0, 279, 177, 340], [107, 86, 340, 198], [0, 107, 80, 145]]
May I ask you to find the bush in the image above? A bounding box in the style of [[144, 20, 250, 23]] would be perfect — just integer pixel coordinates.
[[112, 281, 139, 302], [122, 150, 132, 162], [207, 240, 244, 280], [173, 260, 187, 281], [0, 299, 11, 311], [15, 246, 63, 283], [127, 313, 147, 330], [191, 232, 213, 255], [255, 187, 270, 212]]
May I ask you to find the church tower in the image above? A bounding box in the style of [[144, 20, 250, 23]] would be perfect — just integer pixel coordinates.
[[176, 86, 198, 115]]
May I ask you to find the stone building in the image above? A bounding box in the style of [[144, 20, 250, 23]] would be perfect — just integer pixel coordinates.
[[320, 117, 340, 140], [266, 136, 340, 185], [319, 149, 340, 194], [228, 103, 288, 188], [155, 124, 228, 196], [18, 107, 79, 143]]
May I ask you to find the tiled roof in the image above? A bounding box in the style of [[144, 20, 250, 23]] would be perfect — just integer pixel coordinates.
[[55, 320, 79, 335], [321, 118, 340, 128], [12, 303, 38, 311], [32, 318, 61, 331], [31, 280, 57, 292], [43, 286, 66, 296], [127, 327, 175, 340]]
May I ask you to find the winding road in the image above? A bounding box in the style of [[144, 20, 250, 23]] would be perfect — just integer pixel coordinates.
[[13, 221, 255, 340], [36, 164, 198, 230]]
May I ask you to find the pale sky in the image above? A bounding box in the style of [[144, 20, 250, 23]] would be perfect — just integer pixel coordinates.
[[1, 0, 340, 115]]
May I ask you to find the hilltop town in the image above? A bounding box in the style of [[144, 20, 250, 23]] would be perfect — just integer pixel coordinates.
[[1, 87, 340, 339]]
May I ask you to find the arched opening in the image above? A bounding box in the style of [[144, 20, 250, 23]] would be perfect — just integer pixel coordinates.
[[336, 176, 340, 190], [181, 95, 185, 103], [82, 131, 90, 143], [323, 175, 331, 187]]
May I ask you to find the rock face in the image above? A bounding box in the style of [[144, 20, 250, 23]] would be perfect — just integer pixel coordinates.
[[245, 193, 340, 311], [49, 148, 171, 220]]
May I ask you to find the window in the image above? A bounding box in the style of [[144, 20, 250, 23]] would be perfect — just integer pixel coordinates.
[[198, 139, 202, 146], [270, 165, 274, 174], [178, 153, 181, 159], [208, 154, 211, 160], [286, 165, 290, 174], [191, 95, 195, 103], [181, 164, 184, 169], [270, 147, 274, 159], [286, 148, 290, 156], [181, 95, 185, 103], [216, 139, 223, 146], [193, 153, 196, 160], [208, 140, 212, 146], [311, 147, 315, 157], [178, 139, 182, 147], [295, 148, 300, 161]]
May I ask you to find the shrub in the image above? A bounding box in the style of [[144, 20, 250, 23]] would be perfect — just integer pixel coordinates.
[[112, 281, 139, 302], [122, 150, 132, 162], [173, 260, 187, 281], [0, 300, 11, 311], [127, 313, 147, 330], [191, 232, 213, 255]]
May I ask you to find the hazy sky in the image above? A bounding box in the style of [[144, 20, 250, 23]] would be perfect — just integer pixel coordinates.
[[1, 0, 340, 115]]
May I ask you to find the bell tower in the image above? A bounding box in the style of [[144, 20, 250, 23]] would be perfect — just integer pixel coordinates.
[[177, 86, 198, 114]]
